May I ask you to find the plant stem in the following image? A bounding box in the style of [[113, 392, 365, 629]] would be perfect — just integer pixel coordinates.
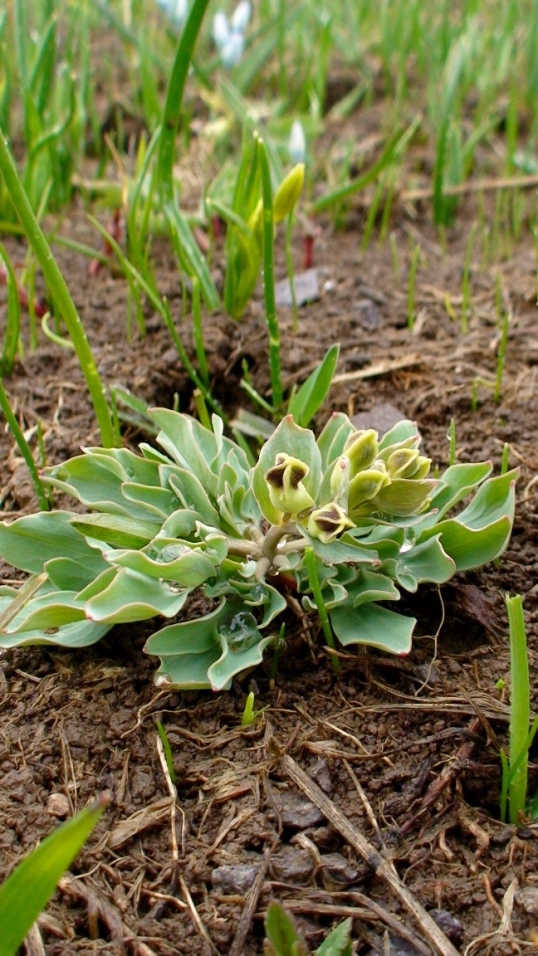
[[304, 546, 339, 673], [0, 129, 116, 447]]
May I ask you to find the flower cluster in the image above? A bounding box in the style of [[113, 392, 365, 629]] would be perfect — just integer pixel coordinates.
[[156, 0, 188, 30], [263, 424, 436, 543], [212, 1, 251, 67]]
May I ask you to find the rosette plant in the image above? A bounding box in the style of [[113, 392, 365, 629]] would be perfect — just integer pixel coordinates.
[[0, 411, 517, 691]]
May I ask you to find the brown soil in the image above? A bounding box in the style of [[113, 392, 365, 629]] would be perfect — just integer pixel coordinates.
[[1, 112, 538, 956]]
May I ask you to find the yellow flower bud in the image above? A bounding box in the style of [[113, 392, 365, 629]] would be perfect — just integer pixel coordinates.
[[343, 429, 379, 476], [348, 465, 390, 513], [247, 198, 263, 236], [329, 456, 350, 509], [307, 503, 354, 543], [386, 448, 420, 478], [273, 163, 305, 223], [370, 478, 438, 517], [264, 453, 316, 515]]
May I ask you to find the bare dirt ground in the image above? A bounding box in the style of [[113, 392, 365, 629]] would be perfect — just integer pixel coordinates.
[[0, 98, 538, 955]]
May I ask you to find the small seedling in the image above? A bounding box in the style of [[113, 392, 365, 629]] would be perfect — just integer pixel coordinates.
[[500, 594, 538, 825], [407, 242, 421, 329], [241, 690, 264, 726], [156, 719, 177, 785], [264, 900, 352, 956]]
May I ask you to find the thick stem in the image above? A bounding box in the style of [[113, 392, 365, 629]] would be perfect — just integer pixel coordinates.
[[254, 521, 298, 581]]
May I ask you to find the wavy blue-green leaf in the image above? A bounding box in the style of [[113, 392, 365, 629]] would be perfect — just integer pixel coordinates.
[[43, 454, 133, 515], [394, 535, 456, 591], [85, 568, 189, 623], [150, 409, 219, 494], [121, 482, 182, 519], [70, 514, 161, 550], [378, 419, 419, 450], [414, 461, 492, 531], [2, 590, 85, 633], [0, 512, 101, 574], [347, 569, 400, 607], [330, 602, 415, 654], [417, 470, 517, 570], [109, 543, 217, 587], [316, 412, 355, 472]]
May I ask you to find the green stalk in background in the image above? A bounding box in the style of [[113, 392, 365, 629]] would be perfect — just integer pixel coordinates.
[[0, 381, 49, 511], [0, 129, 116, 447], [258, 136, 283, 410], [154, 0, 212, 200]]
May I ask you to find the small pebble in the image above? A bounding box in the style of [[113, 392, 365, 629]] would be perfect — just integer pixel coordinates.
[[309, 759, 333, 795], [46, 793, 71, 818], [211, 864, 258, 895], [275, 269, 319, 307], [516, 886, 538, 916], [277, 791, 325, 830], [270, 847, 315, 884], [319, 852, 360, 885], [430, 909, 463, 945], [351, 402, 407, 435]]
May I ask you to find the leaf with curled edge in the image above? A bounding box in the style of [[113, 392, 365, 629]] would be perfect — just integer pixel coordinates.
[[84, 567, 190, 624], [417, 469, 518, 571], [0, 511, 105, 576], [330, 601, 415, 655]]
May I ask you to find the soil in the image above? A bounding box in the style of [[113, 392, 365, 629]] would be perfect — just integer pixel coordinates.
[[1, 95, 538, 956]]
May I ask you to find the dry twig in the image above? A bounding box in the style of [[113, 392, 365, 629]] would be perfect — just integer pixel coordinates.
[[58, 873, 157, 956], [274, 745, 460, 956]]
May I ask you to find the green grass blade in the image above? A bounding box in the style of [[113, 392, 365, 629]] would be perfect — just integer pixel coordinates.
[[288, 345, 340, 427], [155, 0, 212, 200], [0, 241, 21, 375], [164, 201, 220, 311], [0, 380, 49, 511], [0, 128, 116, 446], [506, 593, 531, 824], [310, 122, 417, 214], [0, 797, 107, 956]]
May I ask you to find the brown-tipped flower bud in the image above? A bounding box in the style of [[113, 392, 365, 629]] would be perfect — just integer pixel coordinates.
[[273, 163, 305, 223], [348, 464, 390, 513], [264, 453, 316, 515], [343, 429, 379, 476], [307, 502, 354, 543]]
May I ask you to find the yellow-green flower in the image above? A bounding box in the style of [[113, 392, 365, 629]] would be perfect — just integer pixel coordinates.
[[307, 503, 354, 543], [264, 453, 316, 515]]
